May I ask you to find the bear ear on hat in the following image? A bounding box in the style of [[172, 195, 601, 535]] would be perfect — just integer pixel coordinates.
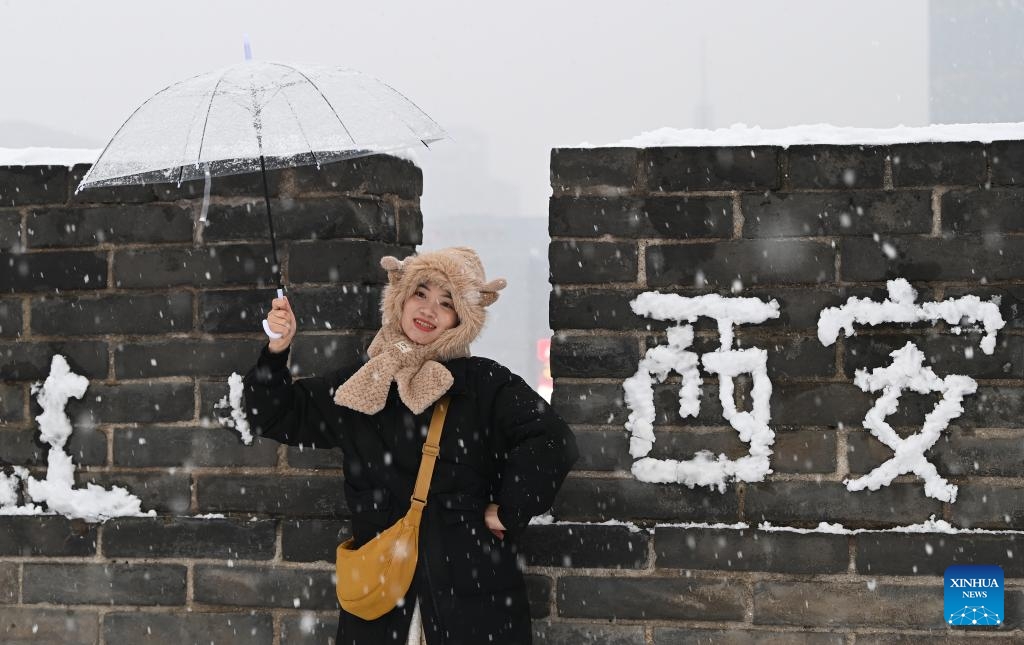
[[379, 256, 405, 284], [479, 278, 507, 307]]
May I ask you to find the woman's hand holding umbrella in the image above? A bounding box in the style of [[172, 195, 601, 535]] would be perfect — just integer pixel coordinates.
[[266, 296, 297, 353]]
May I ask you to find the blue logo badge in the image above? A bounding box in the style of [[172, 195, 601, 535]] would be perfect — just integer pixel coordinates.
[[944, 565, 1004, 626]]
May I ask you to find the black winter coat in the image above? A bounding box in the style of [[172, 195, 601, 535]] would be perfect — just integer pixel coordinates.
[[242, 343, 579, 645]]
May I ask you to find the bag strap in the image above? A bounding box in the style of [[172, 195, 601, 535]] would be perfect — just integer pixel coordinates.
[[410, 395, 450, 509]]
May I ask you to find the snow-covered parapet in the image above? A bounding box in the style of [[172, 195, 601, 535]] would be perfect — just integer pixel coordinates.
[[0, 355, 153, 522], [624, 292, 780, 492], [581, 122, 1024, 148]]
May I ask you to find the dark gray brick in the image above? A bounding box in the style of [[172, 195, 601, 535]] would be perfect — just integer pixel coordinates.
[[548, 241, 637, 284], [742, 190, 931, 237], [0, 297, 22, 338], [280, 613, 339, 645], [103, 517, 276, 559], [841, 236, 1024, 282], [0, 210, 19, 250], [645, 146, 780, 192], [75, 472, 192, 514], [520, 523, 648, 569], [113, 425, 278, 468], [31, 292, 192, 335], [287, 445, 345, 469], [23, 563, 186, 606], [0, 426, 105, 467], [0, 383, 23, 422], [550, 334, 639, 378], [553, 477, 738, 523], [549, 195, 733, 239], [943, 188, 1024, 234], [771, 382, 875, 427], [194, 565, 337, 609], [203, 196, 396, 243], [856, 532, 1023, 576], [0, 563, 16, 604], [200, 284, 381, 334], [69, 164, 155, 203], [534, 620, 645, 645], [656, 628, 842, 645], [753, 334, 836, 379], [551, 382, 625, 425], [772, 429, 837, 473], [288, 240, 413, 284], [196, 475, 347, 517], [990, 140, 1024, 186], [950, 483, 1024, 529], [570, 428, 631, 471], [26, 203, 193, 247], [114, 338, 264, 378], [282, 518, 350, 562], [525, 574, 553, 619], [287, 333, 370, 377], [290, 154, 423, 199], [397, 203, 423, 245], [32, 381, 196, 424], [785, 144, 886, 189], [114, 244, 278, 289], [745, 481, 943, 527], [890, 142, 987, 187], [655, 527, 848, 573], [646, 240, 836, 287], [0, 250, 107, 293], [843, 333, 1024, 379], [550, 287, 671, 331], [103, 612, 274, 645], [557, 575, 745, 620], [0, 340, 107, 380], [0, 608, 98, 644], [0, 516, 96, 556], [551, 148, 639, 195], [753, 581, 944, 628], [0, 165, 68, 206]]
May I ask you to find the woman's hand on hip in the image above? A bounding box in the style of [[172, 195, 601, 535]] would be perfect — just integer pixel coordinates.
[[484, 503, 506, 540]]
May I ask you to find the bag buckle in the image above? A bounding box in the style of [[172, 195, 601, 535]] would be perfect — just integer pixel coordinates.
[[422, 443, 439, 457]]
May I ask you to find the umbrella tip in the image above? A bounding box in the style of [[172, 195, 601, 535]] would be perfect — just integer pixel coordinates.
[[243, 34, 253, 61]]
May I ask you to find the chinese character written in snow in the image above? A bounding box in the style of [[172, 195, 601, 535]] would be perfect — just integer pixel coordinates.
[[623, 292, 781, 492], [817, 278, 1005, 503]]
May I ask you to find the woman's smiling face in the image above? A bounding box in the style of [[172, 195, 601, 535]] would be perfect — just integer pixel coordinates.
[[400, 281, 459, 344]]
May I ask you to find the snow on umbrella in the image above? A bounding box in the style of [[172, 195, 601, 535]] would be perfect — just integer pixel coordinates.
[[76, 59, 446, 338]]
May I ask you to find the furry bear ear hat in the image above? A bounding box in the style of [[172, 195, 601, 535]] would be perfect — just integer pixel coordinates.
[[333, 246, 507, 415], [378, 246, 508, 361]]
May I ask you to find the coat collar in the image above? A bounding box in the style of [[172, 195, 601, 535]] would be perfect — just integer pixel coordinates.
[[441, 356, 470, 395]]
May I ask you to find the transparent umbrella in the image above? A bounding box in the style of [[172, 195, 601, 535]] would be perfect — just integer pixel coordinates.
[[76, 59, 447, 338]]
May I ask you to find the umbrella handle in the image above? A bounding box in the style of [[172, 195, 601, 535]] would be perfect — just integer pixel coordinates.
[[262, 288, 285, 339]]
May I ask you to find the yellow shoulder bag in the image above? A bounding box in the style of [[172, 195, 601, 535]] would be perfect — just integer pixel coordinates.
[[335, 395, 450, 620]]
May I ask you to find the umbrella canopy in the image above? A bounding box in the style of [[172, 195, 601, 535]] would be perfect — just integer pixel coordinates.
[[77, 60, 446, 189]]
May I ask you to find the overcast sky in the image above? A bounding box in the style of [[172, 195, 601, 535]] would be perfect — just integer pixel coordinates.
[[1, 0, 929, 220]]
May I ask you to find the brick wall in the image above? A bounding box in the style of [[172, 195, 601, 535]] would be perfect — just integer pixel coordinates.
[[0, 156, 423, 643], [2, 140, 1023, 644], [544, 141, 1024, 642]]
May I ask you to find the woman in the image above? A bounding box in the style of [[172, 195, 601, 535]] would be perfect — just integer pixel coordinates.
[[242, 247, 579, 645]]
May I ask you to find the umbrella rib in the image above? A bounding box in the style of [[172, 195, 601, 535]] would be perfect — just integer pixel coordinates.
[[266, 62, 357, 146], [188, 69, 232, 183], [280, 92, 321, 168]]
